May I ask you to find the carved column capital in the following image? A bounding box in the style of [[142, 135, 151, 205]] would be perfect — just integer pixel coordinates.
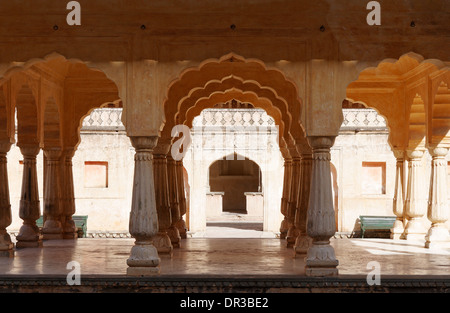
[[130, 136, 159, 151]]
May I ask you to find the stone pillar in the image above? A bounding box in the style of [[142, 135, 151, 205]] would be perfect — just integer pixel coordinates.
[[152, 152, 173, 255], [127, 136, 160, 276], [0, 142, 14, 257], [294, 153, 313, 256], [175, 160, 187, 239], [279, 158, 292, 239], [425, 146, 450, 248], [391, 150, 406, 239], [62, 148, 77, 239], [286, 156, 301, 247], [305, 136, 338, 277], [41, 148, 63, 240], [16, 145, 42, 248], [403, 149, 427, 240], [167, 155, 181, 248]]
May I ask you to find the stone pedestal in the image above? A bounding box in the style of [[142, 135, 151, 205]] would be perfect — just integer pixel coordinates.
[[425, 147, 450, 249], [0, 142, 13, 257], [127, 136, 160, 276], [16, 145, 42, 248], [391, 150, 406, 239], [403, 149, 427, 241], [305, 137, 338, 276], [42, 148, 63, 240]]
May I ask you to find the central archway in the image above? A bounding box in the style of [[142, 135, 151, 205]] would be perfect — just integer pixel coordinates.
[[157, 53, 310, 238]]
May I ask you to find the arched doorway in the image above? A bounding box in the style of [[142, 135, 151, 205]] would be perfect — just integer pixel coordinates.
[[208, 154, 262, 216]]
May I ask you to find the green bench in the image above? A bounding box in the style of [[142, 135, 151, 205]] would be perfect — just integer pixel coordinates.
[[359, 215, 396, 238], [36, 215, 88, 238]]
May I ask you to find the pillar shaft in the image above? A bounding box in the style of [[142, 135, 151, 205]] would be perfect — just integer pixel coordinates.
[[279, 159, 292, 239], [391, 150, 405, 239], [175, 160, 187, 238], [286, 156, 301, 247], [0, 143, 13, 256], [305, 136, 338, 276], [16, 145, 42, 248], [42, 148, 63, 240], [425, 147, 450, 248], [403, 149, 427, 240], [152, 153, 173, 255], [294, 153, 313, 255], [62, 148, 77, 239], [167, 155, 181, 247], [127, 136, 160, 275]]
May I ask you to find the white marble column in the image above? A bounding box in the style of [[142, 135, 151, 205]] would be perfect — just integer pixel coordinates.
[[127, 136, 160, 275], [279, 159, 292, 239], [167, 155, 181, 248], [403, 149, 427, 240], [286, 156, 301, 247], [152, 153, 173, 255], [425, 146, 450, 248], [175, 160, 187, 239], [16, 145, 42, 248], [391, 150, 406, 239], [294, 153, 313, 255], [62, 148, 77, 239], [42, 148, 63, 240], [305, 136, 338, 276], [0, 142, 14, 256]]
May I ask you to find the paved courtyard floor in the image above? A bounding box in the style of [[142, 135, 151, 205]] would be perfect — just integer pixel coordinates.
[[1, 234, 450, 277]]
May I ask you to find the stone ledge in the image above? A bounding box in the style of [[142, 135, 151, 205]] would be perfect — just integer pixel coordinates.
[[0, 275, 449, 293]]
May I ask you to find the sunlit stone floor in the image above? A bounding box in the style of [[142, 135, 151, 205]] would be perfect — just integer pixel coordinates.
[[1, 228, 450, 277]]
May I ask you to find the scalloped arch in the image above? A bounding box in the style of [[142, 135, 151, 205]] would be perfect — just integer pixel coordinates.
[[162, 53, 304, 135]]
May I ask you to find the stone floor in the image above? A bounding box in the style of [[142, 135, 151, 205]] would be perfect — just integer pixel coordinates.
[[1, 232, 450, 277]]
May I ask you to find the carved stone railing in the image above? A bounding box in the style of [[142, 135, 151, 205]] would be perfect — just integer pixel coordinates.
[[340, 109, 387, 131], [81, 108, 124, 131], [192, 109, 276, 128], [80, 108, 387, 132]]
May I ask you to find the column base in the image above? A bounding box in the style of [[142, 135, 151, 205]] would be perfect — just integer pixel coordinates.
[[403, 218, 426, 241], [168, 226, 181, 248], [279, 218, 288, 240], [175, 219, 187, 239], [153, 232, 173, 255], [0, 232, 14, 257], [16, 240, 43, 248], [16, 224, 42, 247], [0, 250, 14, 257], [294, 235, 312, 256], [42, 219, 63, 240], [127, 242, 160, 276], [390, 219, 405, 239], [305, 241, 339, 277], [63, 232, 78, 239], [286, 227, 299, 248], [425, 225, 450, 249], [42, 233, 63, 240]]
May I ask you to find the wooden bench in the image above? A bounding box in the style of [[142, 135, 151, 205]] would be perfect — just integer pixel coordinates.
[[36, 215, 88, 238], [359, 215, 396, 238]]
